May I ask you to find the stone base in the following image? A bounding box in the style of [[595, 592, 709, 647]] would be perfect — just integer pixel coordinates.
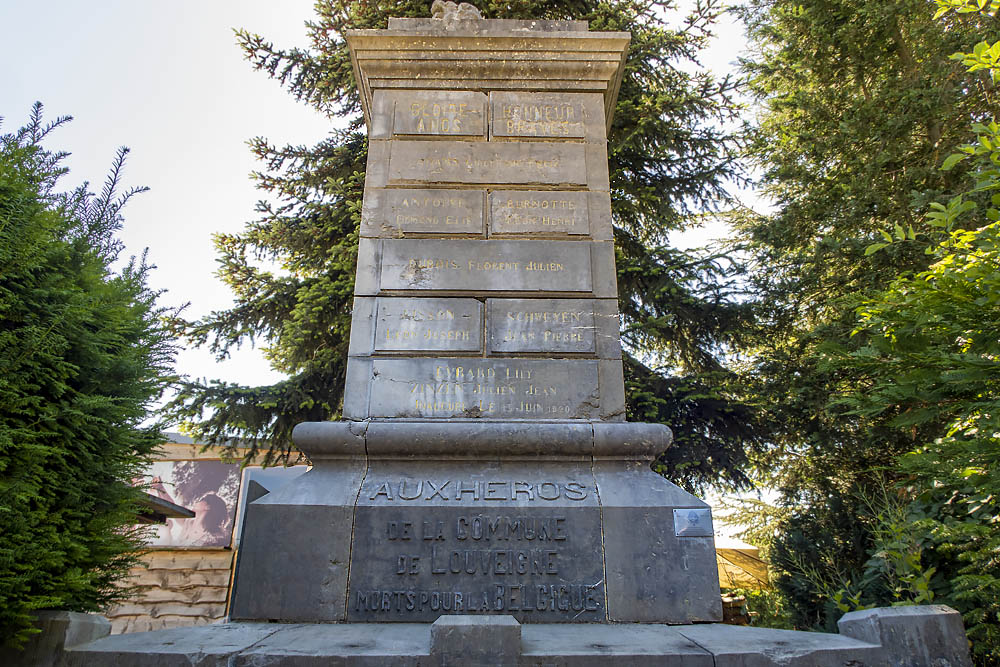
[[229, 421, 721, 624], [0, 611, 111, 667], [63, 610, 971, 666]]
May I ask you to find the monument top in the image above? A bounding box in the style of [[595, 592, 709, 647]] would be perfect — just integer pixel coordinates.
[[345, 14, 629, 134]]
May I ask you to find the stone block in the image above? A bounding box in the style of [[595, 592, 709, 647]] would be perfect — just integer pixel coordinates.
[[594, 460, 721, 623], [374, 297, 483, 353], [675, 624, 882, 667], [489, 190, 591, 237], [385, 140, 588, 187], [490, 91, 606, 141], [234, 623, 431, 667], [229, 465, 366, 622], [430, 615, 521, 667], [349, 460, 604, 623], [63, 623, 278, 667], [487, 298, 597, 354], [838, 605, 973, 666], [361, 188, 485, 237], [363, 358, 602, 419], [347, 297, 376, 357], [521, 623, 713, 666], [1, 611, 110, 667], [370, 90, 487, 139], [372, 238, 597, 295]]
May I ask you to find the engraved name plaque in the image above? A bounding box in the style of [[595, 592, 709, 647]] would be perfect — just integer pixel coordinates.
[[391, 91, 486, 137], [362, 189, 485, 237], [376, 239, 595, 294], [491, 92, 600, 139], [375, 297, 483, 353], [365, 358, 601, 419], [488, 298, 596, 354], [387, 141, 588, 186], [490, 191, 590, 236]]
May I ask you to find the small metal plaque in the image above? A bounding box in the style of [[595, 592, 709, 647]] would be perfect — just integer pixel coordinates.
[[673, 508, 713, 537]]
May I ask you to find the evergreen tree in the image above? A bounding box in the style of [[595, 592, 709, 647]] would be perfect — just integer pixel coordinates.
[[732, 0, 999, 630], [0, 105, 176, 647], [169, 0, 764, 492]]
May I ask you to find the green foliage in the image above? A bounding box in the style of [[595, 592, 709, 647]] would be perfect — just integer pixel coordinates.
[[726, 587, 796, 629], [168, 0, 765, 491], [732, 0, 1000, 637], [0, 104, 176, 648]]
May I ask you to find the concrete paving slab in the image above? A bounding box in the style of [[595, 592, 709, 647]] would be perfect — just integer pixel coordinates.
[[64, 623, 282, 667], [234, 623, 430, 666], [521, 623, 713, 666], [676, 623, 882, 667]]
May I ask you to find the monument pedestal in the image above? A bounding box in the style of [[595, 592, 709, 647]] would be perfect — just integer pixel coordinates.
[[229, 421, 721, 625]]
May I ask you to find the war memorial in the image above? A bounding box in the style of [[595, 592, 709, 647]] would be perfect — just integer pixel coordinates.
[[41, 4, 972, 665]]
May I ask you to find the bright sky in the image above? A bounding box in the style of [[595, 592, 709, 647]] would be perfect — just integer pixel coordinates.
[[1, 0, 747, 391]]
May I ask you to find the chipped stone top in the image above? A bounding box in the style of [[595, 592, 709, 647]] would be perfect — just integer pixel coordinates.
[[387, 17, 590, 32], [346, 17, 629, 135]]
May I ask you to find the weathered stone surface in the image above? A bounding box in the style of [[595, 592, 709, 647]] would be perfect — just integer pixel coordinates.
[[64, 623, 280, 667], [363, 358, 601, 419], [489, 190, 590, 237], [384, 90, 487, 138], [838, 605, 973, 667], [521, 624, 713, 666], [675, 624, 882, 667], [374, 297, 483, 353], [349, 461, 604, 623], [1, 611, 110, 667], [372, 238, 597, 294], [364, 420, 595, 459], [386, 140, 588, 186], [430, 616, 520, 667], [235, 624, 430, 667], [491, 92, 605, 140], [594, 460, 721, 623], [229, 465, 366, 622], [487, 298, 597, 354], [361, 188, 485, 237]]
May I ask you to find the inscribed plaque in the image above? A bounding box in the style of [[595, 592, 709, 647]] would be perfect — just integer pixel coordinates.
[[377, 239, 594, 293], [362, 189, 485, 237], [391, 91, 486, 137], [490, 191, 590, 236], [387, 141, 587, 186], [490, 92, 603, 139], [488, 299, 596, 354], [364, 358, 601, 419], [374, 297, 483, 353]]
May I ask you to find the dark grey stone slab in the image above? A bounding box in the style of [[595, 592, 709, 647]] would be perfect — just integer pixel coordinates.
[[2, 611, 110, 667], [229, 465, 366, 622], [488, 298, 596, 354], [64, 624, 281, 667], [593, 460, 720, 623], [676, 625, 882, 667], [235, 624, 431, 666], [361, 188, 485, 237], [387, 140, 587, 186], [392, 91, 487, 137], [490, 92, 605, 140], [490, 190, 590, 237], [521, 624, 712, 666], [375, 238, 595, 294], [431, 616, 520, 667], [838, 605, 972, 667], [374, 297, 483, 353], [350, 461, 604, 623], [364, 358, 601, 419]]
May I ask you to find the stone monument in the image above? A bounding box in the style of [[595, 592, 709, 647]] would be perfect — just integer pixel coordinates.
[[54, 8, 973, 665], [228, 4, 723, 626]]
